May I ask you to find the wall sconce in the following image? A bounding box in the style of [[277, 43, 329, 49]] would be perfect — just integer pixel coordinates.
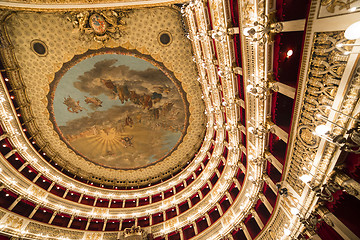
[[314, 111, 360, 154], [246, 82, 278, 99], [349, 6, 359, 12], [243, 14, 283, 43], [248, 124, 269, 139], [283, 228, 291, 236], [299, 165, 339, 202], [336, 42, 360, 55], [208, 27, 239, 42], [286, 49, 293, 58], [218, 66, 233, 78]]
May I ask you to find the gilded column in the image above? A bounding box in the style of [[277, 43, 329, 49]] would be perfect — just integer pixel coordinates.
[[259, 193, 273, 213], [240, 222, 253, 240], [8, 196, 22, 211], [28, 205, 40, 218], [250, 208, 264, 229], [4, 149, 17, 159], [48, 210, 58, 224]]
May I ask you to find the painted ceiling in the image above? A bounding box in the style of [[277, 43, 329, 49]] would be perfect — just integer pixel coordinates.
[[2, 7, 205, 184], [50, 53, 188, 169]]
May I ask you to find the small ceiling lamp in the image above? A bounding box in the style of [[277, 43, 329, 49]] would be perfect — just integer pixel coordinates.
[[348, 6, 358, 12], [345, 21, 360, 40], [314, 110, 360, 153], [299, 174, 312, 183], [290, 207, 299, 215], [286, 49, 293, 58], [284, 228, 291, 236], [314, 124, 330, 136]]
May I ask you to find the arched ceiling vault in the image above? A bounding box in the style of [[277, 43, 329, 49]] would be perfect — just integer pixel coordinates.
[[0, 0, 359, 240]]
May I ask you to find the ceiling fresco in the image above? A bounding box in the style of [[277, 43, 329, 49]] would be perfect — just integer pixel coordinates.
[[1, 8, 205, 183], [48, 53, 187, 169]]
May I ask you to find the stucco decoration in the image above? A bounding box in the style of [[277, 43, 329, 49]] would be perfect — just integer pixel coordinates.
[[3, 7, 205, 184], [66, 10, 131, 43]]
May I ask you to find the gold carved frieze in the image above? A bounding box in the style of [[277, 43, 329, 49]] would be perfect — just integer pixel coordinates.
[[241, 0, 255, 25], [27, 185, 47, 200], [286, 31, 352, 195], [92, 208, 108, 216], [25, 222, 84, 239], [208, 0, 221, 27], [103, 233, 118, 240], [84, 232, 103, 240], [257, 210, 288, 240], [4, 215, 24, 229], [321, 0, 357, 13], [319, 0, 360, 18]]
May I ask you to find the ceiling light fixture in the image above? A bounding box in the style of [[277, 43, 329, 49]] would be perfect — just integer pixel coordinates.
[[314, 112, 360, 153], [345, 21, 360, 40], [243, 14, 282, 43], [286, 49, 293, 58]]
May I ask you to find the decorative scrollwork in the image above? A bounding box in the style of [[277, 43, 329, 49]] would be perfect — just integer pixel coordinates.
[[124, 225, 148, 239], [286, 31, 352, 195], [298, 125, 319, 148], [300, 213, 319, 231], [67, 10, 131, 43], [313, 182, 339, 202], [321, 0, 357, 13]]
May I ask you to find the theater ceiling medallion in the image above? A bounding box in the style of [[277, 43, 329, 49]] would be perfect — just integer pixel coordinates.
[[67, 10, 131, 43]]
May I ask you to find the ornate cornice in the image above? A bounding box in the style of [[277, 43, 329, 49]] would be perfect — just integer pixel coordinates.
[[0, 0, 187, 11]]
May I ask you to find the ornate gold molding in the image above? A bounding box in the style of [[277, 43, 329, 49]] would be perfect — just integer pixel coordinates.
[[285, 31, 353, 195], [66, 10, 131, 43], [321, 0, 357, 13], [0, 0, 186, 11]]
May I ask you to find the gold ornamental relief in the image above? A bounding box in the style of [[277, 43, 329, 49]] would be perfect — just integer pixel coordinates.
[[208, 0, 221, 27], [27, 185, 47, 199], [242, 0, 255, 24], [5, 215, 24, 229], [92, 208, 108, 216], [67, 10, 131, 43], [286, 31, 351, 195], [298, 125, 319, 148], [84, 232, 102, 240], [321, 0, 358, 13]]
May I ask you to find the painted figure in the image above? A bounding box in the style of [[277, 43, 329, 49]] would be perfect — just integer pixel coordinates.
[[84, 96, 103, 108], [63, 96, 85, 113], [120, 136, 133, 147]]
